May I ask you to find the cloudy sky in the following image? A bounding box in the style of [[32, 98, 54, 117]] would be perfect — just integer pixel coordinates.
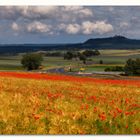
[[0, 6, 140, 44]]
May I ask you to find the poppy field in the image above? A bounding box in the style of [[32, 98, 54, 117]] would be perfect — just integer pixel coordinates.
[[0, 72, 139, 134]]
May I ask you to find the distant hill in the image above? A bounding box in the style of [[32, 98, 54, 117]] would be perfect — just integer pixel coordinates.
[[82, 35, 140, 49], [0, 35, 140, 55]]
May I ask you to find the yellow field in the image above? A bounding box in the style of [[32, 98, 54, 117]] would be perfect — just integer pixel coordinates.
[[0, 75, 140, 134]]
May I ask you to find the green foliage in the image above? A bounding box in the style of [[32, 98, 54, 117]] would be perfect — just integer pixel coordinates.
[[82, 49, 100, 57], [94, 50, 101, 56], [21, 53, 43, 70], [124, 58, 140, 76], [45, 52, 63, 57], [64, 51, 73, 60], [78, 54, 87, 64], [99, 60, 103, 64], [104, 66, 124, 72], [64, 49, 100, 61], [63, 49, 101, 65]]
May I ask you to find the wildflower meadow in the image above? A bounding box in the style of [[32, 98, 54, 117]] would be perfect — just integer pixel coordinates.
[[0, 72, 139, 134]]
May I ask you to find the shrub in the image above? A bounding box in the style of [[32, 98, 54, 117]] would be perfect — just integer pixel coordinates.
[[99, 60, 103, 64], [104, 67, 111, 72]]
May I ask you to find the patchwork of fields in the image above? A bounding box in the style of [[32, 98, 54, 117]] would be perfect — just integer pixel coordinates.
[[0, 49, 140, 71], [0, 72, 139, 134]]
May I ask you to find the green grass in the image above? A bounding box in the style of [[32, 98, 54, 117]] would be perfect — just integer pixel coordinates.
[[84, 65, 116, 72], [0, 56, 22, 70], [71, 64, 124, 72], [0, 65, 23, 70], [72, 66, 105, 72], [89, 56, 125, 64], [99, 49, 140, 56]]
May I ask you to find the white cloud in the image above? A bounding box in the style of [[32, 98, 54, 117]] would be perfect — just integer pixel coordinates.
[[65, 24, 80, 34], [20, 6, 58, 19], [60, 6, 93, 22], [0, 7, 18, 20], [82, 21, 113, 34], [0, 6, 58, 20], [0, 6, 93, 22], [120, 22, 129, 28], [60, 21, 113, 35], [0, 6, 116, 36], [27, 21, 52, 33], [82, 21, 95, 34], [11, 22, 20, 31], [62, 6, 93, 17], [60, 23, 81, 34]]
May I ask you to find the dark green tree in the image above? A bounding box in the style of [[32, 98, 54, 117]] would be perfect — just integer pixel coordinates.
[[82, 49, 100, 57], [124, 58, 140, 75], [93, 50, 100, 56], [99, 60, 103, 64], [64, 51, 73, 60], [82, 50, 94, 57], [78, 54, 87, 64], [21, 53, 43, 70]]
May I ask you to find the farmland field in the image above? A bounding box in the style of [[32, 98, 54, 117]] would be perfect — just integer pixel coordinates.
[[0, 49, 140, 71], [0, 72, 139, 134]]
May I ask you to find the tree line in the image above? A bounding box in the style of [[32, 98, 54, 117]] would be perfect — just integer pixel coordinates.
[[64, 50, 100, 64]]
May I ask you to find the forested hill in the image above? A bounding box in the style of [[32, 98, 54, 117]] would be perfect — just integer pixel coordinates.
[[83, 35, 140, 49], [0, 35, 140, 55]]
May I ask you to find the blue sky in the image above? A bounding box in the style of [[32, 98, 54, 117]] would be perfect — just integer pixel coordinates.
[[0, 6, 140, 44]]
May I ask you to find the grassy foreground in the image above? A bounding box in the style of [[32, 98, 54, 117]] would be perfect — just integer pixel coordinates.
[[0, 72, 139, 134]]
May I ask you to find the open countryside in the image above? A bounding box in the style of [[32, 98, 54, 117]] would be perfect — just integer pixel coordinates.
[[0, 6, 140, 135], [0, 48, 140, 134]]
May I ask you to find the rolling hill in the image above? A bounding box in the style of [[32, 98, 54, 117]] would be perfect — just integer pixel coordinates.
[[0, 35, 140, 55], [83, 35, 140, 49]]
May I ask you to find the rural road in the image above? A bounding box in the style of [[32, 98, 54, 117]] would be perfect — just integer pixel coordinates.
[[45, 67, 140, 80], [46, 67, 122, 76], [46, 67, 65, 73]]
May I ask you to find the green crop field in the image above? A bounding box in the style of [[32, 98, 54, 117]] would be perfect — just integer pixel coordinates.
[[0, 49, 140, 71]]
